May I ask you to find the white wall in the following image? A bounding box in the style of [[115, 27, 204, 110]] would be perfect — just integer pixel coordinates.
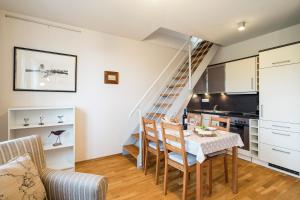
[[211, 23, 300, 64], [0, 11, 178, 161]]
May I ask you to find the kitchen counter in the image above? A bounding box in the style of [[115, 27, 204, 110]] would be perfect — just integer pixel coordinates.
[[188, 109, 259, 119]]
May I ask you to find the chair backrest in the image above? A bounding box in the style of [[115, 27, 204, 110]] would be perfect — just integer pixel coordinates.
[[142, 117, 159, 146], [209, 116, 230, 131], [187, 113, 202, 130], [161, 122, 188, 168], [0, 135, 46, 175]]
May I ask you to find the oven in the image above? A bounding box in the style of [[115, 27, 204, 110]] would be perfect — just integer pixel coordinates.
[[229, 117, 249, 151]]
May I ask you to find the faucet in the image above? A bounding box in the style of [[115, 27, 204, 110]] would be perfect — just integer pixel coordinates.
[[213, 105, 219, 112]]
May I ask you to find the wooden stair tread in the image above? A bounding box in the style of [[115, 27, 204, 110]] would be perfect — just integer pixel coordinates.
[[131, 133, 139, 140], [192, 51, 205, 56], [168, 83, 185, 88], [123, 144, 139, 159], [147, 113, 166, 118], [192, 50, 208, 58], [173, 75, 188, 80], [192, 59, 204, 65], [192, 56, 204, 62], [160, 93, 179, 97], [179, 68, 189, 73], [193, 43, 211, 52], [154, 103, 172, 107]]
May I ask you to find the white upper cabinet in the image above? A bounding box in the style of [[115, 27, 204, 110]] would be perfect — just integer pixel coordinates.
[[259, 43, 300, 68], [225, 57, 257, 93]]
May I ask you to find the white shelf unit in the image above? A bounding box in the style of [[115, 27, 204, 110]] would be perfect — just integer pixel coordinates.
[[8, 106, 76, 170], [250, 119, 259, 158]]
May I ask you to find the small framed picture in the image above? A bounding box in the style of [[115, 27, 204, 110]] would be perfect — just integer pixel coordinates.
[[104, 71, 119, 84], [14, 47, 77, 92]]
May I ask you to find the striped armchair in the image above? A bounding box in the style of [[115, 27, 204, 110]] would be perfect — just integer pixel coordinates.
[[0, 135, 108, 200]]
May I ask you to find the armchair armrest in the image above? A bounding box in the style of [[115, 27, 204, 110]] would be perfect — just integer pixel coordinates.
[[41, 169, 108, 200]]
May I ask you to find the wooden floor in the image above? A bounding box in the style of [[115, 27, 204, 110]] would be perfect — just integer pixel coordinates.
[[76, 154, 300, 200]]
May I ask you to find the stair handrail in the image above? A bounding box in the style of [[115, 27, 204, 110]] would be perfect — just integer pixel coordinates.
[[128, 38, 191, 117], [152, 41, 212, 117], [147, 39, 208, 119]]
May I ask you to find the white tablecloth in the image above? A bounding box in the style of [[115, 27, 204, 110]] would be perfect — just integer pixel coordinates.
[[156, 129, 244, 163]]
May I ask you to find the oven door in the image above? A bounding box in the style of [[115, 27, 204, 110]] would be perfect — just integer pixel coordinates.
[[230, 124, 249, 150]]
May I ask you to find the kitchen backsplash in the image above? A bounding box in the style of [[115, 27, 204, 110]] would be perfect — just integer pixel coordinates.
[[187, 93, 259, 113]]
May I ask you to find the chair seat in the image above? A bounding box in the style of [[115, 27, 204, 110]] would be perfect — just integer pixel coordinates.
[[168, 152, 196, 166], [149, 141, 164, 151], [207, 150, 227, 158]]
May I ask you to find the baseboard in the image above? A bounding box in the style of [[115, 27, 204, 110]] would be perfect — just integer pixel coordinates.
[[75, 153, 122, 165], [251, 157, 267, 166], [251, 157, 300, 179]]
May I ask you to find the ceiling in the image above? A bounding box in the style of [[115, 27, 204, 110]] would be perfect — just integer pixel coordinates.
[[0, 0, 300, 46], [144, 27, 190, 49]]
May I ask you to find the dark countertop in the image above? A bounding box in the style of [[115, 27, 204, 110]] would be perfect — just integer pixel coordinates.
[[188, 109, 259, 119]]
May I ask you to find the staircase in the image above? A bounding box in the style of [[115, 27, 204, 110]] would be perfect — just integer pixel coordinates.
[[123, 38, 218, 167]]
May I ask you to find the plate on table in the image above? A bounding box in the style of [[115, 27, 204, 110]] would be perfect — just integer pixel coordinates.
[[207, 127, 217, 131]]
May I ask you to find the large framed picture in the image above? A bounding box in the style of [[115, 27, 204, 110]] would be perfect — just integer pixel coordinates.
[[14, 47, 77, 92]]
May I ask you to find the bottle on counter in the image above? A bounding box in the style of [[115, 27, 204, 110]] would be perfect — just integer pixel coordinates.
[[182, 108, 188, 130]]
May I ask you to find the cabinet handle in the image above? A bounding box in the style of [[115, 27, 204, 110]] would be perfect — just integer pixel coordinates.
[[251, 78, 254, 89], [272, 60, 290, 65], [260, 105, 263, 118], [272, 148, 290, 154], [272, 125, 290, 129], [272, 132, 290, 136]]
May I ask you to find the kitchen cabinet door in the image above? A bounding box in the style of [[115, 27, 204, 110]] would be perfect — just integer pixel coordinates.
[[194, 69, 207, 94], [259, 43, 300, 69], [259, 63, 300, 124], [260, 127, 300, 151], [207, 64, 225, 93], [259, 143, 300, 172], [225, 57, 257, 93]]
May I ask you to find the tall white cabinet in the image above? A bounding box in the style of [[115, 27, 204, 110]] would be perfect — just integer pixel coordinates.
[[8, 106, 76, 170], [259, 43, 300, 176], [259, 63, 300, 123]]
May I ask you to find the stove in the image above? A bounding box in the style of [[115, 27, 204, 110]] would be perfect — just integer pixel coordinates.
[[227, 111, 258, 118]]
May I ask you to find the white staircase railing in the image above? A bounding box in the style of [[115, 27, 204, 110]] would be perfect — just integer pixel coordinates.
[[146, 41, 212, 120], [167, 44, 219, 119], [129, 37, 204, 119], [128, 38, 193, 118]]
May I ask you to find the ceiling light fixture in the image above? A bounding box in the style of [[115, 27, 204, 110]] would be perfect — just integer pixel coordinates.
[[237, 21, 246, 31]]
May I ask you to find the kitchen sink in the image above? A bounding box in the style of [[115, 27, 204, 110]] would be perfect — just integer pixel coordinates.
[[199, 109, 230, 114]]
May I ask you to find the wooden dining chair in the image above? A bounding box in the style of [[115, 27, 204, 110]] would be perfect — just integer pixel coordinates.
[[161, 121, 197, 200], [142, 117, 164, 185], [207, 116, 231, 195], [209, 116, 230, 132], [187, 113, 202, 130]]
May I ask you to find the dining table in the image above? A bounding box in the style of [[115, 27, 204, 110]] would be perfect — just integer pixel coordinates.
[[154, 126, 244, 200]]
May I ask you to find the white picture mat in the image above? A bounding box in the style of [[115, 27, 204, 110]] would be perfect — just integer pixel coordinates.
[[15, 48, 76, 91]]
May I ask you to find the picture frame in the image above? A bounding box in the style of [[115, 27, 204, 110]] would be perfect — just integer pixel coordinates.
[[13, 47, 77, 92], [104, 71, 119, 84]]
